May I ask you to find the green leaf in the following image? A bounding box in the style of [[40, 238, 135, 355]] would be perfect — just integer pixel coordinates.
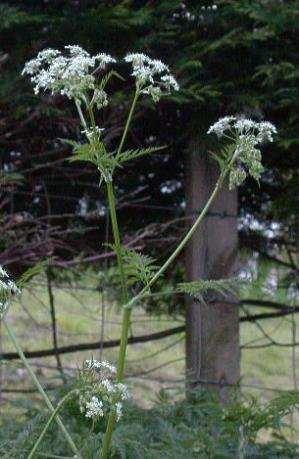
[[117, 146, 166, 164], [178, 278, 238, 304], [122, 248, 158, 287]]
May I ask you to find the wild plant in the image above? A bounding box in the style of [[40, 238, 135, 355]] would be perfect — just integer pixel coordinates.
[[1, 44, 277, 458]]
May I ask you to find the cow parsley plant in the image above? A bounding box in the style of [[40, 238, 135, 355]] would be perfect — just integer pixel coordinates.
[[22, 45, 278, 459]]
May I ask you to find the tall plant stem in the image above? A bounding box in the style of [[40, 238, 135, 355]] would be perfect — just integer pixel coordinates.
[[125, 150, 239, 310], [28, 389, 78, 459], [106, 181, 128, 304], [100, 154, 237, 459], [100, 90, 139, 459], [129, 168, 227, 304], [46, 266, 65, 383], [116, 88, 139, 156], [75, 100, 88, 131], [3, 319, 81, 459]]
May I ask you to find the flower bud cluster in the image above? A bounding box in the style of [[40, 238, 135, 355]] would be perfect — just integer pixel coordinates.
[[207, 116, 277, 189], [0, 265, 20, 319], [77, 358, 130, 422]]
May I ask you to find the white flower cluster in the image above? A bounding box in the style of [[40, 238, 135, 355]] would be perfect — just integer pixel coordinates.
[[85, 358, 116, 374], [0, 265, 21, 319], [22, 45, 116, 101], [81, 126, 105, 142], [85, 396, 104, 418], [201, 4, 218, 11], [23, 47, 179, 105], [207, 116, 277, 142], [79, 359, 129, 422], [207, 116, 236, 137], [207, 116, 277, 189], [124, 53, 179, 102]]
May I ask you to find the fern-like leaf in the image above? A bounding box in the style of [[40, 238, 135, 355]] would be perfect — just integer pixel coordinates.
[[211, 143, 235, 173], [122, 248, 158, 287], [66, 141, 106, 166], [178, 278, 238, 304], [117, 146, 166, 164]]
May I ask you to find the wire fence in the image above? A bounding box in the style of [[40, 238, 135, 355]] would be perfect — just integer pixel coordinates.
[[1, 276, 298, 400], [0, 160, 298, 406]]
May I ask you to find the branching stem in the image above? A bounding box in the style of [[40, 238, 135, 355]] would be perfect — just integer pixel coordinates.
[[100, 89, 139, 459], [3, 320, 81, 459], [28, 389, 78, 459], [100, 148, 238, 458]]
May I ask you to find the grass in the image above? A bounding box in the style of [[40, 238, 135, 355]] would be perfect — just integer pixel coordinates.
[[1, 267, 298, 438]]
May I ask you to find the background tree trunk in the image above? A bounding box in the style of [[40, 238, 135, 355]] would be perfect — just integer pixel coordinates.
[[185, 145, 240, 403]]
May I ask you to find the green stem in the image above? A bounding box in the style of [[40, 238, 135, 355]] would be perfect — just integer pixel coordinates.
[[116, 89, 139, 157], [125, 151, 238, 310], [100, 90, 140, 459], [100, 180, 131, 459], [3, 320, 81, 459], [106, 181, 128, 304], [100, 155, 236, 459], [75, 100, 88, 131], [28, 390, 78, 459]]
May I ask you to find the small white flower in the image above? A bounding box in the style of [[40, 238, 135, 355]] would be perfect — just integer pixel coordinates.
[[94, 53, 117, 69], [85, 396, 104, 418], [0, 266, 9, 278], [207, 115, 277, 189], [100, 360, 117, 373], [65, 45, 90, 57], [207, 116, 236, 137], [124, 52, 179, 102], [161, 74, 179, 92], [0, 265, 21, 319], [84, 359, 116, 374], [234, 118, 257, 134], [92, 88, 109, 109], [115, 402, 123, 421], [257, 121, 277, 143], [79, 359, 130, 424], [101, 378, 115, 393], [116, 382, 130, 400], [22, 46, 116, 101], [82, 126, 105, 141], [142, 85, 163, 103], [124, 53, 150, 66]]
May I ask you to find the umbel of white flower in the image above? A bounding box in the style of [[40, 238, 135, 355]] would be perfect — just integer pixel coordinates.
[[0, 265, 20, 319], [22, 46, 179, 104], [124, 53, 179, 102], [207, 116, 277, 189], [22, 45, 116, 103], [78, 359, 130, 422]]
